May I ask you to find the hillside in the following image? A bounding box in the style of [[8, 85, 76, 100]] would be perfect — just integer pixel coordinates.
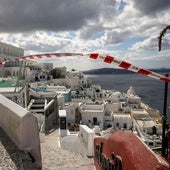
[[83, 68, 170, 75]]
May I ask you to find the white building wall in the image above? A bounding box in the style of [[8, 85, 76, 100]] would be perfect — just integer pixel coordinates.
[[51, 77, 79, 88], [91, 85, 102, 91], [27, 69, 41, 82], [79, 77, 86, 85], [131, 109, 150, 119], [65, 104, 76, 123], [104, 115, 112, 128], [0, 41, 24, 59], [82, 104, 104, 111], [0, 66, 31, 78], [113, 114, 133, 130], [57, 94, 65, 109], [106, 103, 120, 112], [147, 108, 160, 119], [127, 95, 141, 108], [81, 110, 104, 130], [78, 125, 95, 156], [136, 120, 161, 135], [61, 125, 95, 157], [1, 86, 27, 108], [0, 42, 25, 77], [79, 102, 105, 130], [66, 78, 79, 88], [86, 88, 95, 98], [108, 92, 121, 102], [43, 63, 53, 70]]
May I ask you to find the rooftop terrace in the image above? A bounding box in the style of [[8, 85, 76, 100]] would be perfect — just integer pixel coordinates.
[[0, 77, 25, 92]]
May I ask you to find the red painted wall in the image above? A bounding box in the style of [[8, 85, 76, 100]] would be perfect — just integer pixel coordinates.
[[94, 131, 170, 170]]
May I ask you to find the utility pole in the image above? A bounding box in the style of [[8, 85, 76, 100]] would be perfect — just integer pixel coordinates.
[[158, 25, 170, 157], [162, 74, 168, 157]]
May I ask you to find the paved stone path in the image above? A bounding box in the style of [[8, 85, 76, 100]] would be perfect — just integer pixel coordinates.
[[0, 128, 36, 170], [41, 128, 95, 170], [0, 127, 95, 170]]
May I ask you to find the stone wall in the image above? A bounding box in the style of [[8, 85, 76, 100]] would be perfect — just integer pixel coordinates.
[[0, 94, 42, 169]]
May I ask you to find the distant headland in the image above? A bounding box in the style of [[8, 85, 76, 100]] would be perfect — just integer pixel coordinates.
[[83, 68, 170, 75]]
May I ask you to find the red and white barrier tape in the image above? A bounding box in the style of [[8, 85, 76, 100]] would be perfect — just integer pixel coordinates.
[[88, 53, 170, 83], [0, 53, 83, 66], [0, 53, 170, 83]]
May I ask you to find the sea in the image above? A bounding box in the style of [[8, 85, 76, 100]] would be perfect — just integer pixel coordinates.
[[85, 73, 170, 123]]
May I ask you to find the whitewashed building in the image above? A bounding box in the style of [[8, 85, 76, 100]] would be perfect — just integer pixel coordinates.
[[67, 70, 90, 85], [0, 84, 28, 108], [112, 113, 133, 130], [51, 77, 79, 88], [0, 41, 24, 60], [64, 102, 80, 124], [79, 102, 105, 130], [126, 86, 141, 109], [108, 91, 122, 102], [106, 102, 121, 112], [0, 42, 24, 77], [26, 62, 53, 82], [131, 109, 162, 135], [126, 95, 141, 109]]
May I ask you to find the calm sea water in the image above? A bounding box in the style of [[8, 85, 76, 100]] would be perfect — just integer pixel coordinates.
[[86, 73, 170, 123]]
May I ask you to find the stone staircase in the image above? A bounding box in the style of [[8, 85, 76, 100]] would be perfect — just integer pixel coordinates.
[[41, 128, 95, 170]]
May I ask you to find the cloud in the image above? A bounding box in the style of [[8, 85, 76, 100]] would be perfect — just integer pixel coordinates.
[[130, 55, 170, 69], [0, 0, 170, 70], [133, 0, 170, 15], [102, 29, 131, 46], [0, 0, 103, 33], [130, 33, 170, 52], [159, 32, 170, 51], [78, 24, 105, 40], [130, 36, 158, 51]]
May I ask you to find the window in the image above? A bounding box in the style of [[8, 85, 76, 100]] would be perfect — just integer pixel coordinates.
[[93, 117, 97, 125], [149, 142, 153, 146], [116, 123, 119, 127], [123, 123, 127, 129], [60, 117, 66, 129]]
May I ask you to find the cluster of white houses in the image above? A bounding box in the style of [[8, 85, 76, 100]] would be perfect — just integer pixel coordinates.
[[0, 42, 162, 152]]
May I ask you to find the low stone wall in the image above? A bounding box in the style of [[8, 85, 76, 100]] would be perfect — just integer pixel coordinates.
[[78, 125, 95, 157], [0, 94, 42, 169], [61, 125, 95, 157], [46, 111, 57, 131]]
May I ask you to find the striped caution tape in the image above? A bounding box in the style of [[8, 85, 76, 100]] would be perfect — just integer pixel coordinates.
[[0, 52, 170, 83], [0, 53, 83, 66], [87, 53, 170, 83]]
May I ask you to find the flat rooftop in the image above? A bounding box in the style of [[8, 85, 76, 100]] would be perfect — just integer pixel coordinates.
[[0, 78, 25, 92]]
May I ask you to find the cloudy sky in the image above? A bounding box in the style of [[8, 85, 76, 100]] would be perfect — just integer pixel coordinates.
[[0, 0, 170, 71]]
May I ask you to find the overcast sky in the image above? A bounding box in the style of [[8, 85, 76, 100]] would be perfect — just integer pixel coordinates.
[[0, 0, 170, 71]]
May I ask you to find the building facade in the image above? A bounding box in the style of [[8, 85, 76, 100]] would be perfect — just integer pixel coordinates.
[[0, 42, 24, 77]]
